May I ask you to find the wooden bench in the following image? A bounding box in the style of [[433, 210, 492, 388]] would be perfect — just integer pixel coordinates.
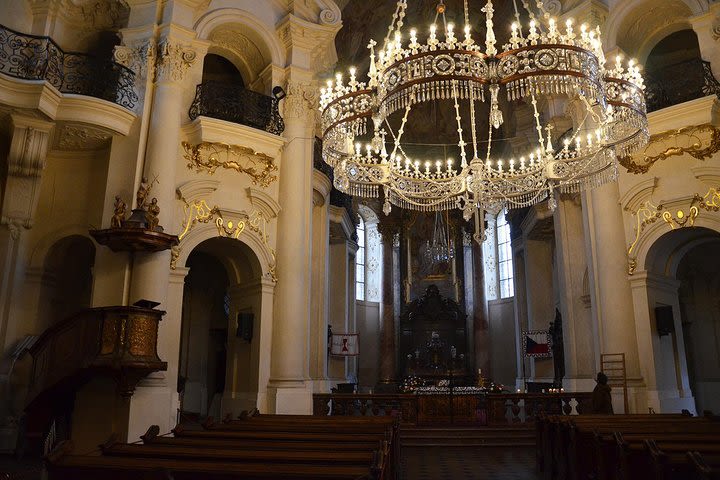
[[47, 415, 398, 480], [537, 413, 720, 480]]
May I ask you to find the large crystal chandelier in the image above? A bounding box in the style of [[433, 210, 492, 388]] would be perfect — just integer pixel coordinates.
[[319, 0, 648, 242]]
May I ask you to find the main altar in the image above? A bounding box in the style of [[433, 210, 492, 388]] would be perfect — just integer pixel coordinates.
[[399, 285, 471, 382]]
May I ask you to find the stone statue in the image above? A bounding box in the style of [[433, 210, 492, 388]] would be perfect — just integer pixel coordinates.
[[136, 177, 149, 210], [111, 196, 127, 228], [145, 197, 160, 231]]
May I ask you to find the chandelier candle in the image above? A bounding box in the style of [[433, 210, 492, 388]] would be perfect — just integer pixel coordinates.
[[319, 0, 648, 243]]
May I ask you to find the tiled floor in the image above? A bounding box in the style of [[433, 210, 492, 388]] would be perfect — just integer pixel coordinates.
[[402, 447, 540, 480]]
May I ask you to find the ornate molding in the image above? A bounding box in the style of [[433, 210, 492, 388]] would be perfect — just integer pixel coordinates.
[[626, 187, 720, 274], [182, 141, 278, 187], [283, 81, 320, 122], [56, 124, 111, 151], [155, 41, 196, 83], [619, 124, 720, 174], [113, 41, 155, 81], [174, 192, 278, 282]]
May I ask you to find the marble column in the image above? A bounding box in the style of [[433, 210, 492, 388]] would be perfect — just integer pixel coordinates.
[[308, 171, 331, 392], [125, 38, 198, 439], [377, 227, 397, 386], [583, 183, 643, 412], [268, 81, 316, 414], [471, 233, 490, 375], [553, 196, 597, 392]]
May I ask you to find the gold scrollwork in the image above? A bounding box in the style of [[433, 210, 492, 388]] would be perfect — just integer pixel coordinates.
[[178, 197, 221, 241], [182, 141, 278, 187], [627, 201, 663, 274], [619, 124, 720, 174], [173, 192, 277, 282], [626, 187, 720, 274], [215, 217, 245, 239]]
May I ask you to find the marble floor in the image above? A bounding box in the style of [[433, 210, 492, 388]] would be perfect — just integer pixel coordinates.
[[401, 446, 540, 480]]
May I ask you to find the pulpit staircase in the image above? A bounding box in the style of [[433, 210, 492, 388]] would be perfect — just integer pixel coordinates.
[[400, 425, 535, 448]]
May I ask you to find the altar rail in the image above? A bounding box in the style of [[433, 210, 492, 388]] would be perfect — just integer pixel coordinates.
[[313, 392, 593, 426]]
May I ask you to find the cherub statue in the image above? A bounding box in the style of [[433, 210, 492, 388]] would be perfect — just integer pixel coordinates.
[[146, 197, 160, 231], [111, 196, 127, 228], [136, 177, 149, 210]]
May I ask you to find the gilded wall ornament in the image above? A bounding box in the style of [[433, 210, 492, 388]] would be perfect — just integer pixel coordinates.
[[174, 193, 277, 282], [619, 124, 720, 174], [182, 141, 278, 187], [626, 187, 720, 274]]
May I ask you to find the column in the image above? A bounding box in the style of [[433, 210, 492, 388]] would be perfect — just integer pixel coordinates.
[[690, 5, 720, 81], [471, 233, 490, 375], [268, 80, 316, 414], [125, 37, 198, 438], [553, 196, 597, 392], [377, 225, 397, 387], [0, 114, 54, 349], [583, 183, 643, 412], [308, 171, 331, 392]]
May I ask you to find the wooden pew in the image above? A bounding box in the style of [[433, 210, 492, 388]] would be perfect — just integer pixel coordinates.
[[643, 440, 720, 480], [567, 419, 718, 480], [688, 451, 720, 480], [592, 431, 720, 480], [47, 414, 397, 480], [536, 413, 707, 480]]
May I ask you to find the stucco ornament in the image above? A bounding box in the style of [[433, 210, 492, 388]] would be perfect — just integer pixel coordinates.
[[155, 41, 197, 83], [283, 82, 320, 121]]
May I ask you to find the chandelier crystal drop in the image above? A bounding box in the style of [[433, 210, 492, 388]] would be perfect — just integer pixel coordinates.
[[320, 0, 648, 243]]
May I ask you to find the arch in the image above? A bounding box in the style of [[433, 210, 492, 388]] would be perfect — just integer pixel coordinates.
[[38, 234, 96, 327], [194, 8, 286, 69], [29, 224, 94, 271], [357, 204, 379, 224], [603, 0, 697, 58], [633, 214, 720, 277], [644, 226, 720, 277], [176, 222, 271, 283]]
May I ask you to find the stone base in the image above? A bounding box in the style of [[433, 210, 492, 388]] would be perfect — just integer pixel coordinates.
[[267, 381, 312, 414]]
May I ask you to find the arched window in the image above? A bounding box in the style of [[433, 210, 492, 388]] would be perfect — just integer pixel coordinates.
[[496, 211, 514, 298], [482, 209, 514, 300], [356, 215, 366, 301]]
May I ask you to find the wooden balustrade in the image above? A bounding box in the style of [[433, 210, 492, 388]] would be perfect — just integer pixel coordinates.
[[313, 392, 592, 426]]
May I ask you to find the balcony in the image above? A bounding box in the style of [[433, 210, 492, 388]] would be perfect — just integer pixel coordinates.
[[188, 81, 285, 135], [0, 24, 138, 111], [644, 59, 720, 112]]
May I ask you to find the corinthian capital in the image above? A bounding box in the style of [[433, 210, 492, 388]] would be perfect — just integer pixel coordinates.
[[113, 41, 156, 81], [155, 41, 197, 84], [283, 82, 319, 122]]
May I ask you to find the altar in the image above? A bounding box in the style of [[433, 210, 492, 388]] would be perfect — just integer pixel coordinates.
[[399, 286, 470, 382]]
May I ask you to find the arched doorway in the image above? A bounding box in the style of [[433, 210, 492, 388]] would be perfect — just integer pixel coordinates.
[[178, 236, 264, 420], [38, 235, 95, 328], [641, 226, 720, 414], [676, 236, 720, 414]]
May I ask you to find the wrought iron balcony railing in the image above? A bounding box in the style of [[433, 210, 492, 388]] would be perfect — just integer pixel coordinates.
[[0, 24, 138, 110], [644, 58, 720, 112], [188, 81, 285, 135]]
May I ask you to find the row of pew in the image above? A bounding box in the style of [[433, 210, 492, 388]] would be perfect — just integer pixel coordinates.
[[537, 412, 720, 480], [45, 413, 398, 479]]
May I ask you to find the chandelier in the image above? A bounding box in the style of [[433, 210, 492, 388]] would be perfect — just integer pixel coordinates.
[[424, 211, 455, 266], [319, 0, 648, 243]]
